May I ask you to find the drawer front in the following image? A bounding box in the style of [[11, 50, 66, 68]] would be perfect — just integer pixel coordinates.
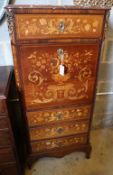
[[0, 166, 18, 175], [0, 117, 9, 130], [0, 148, 15, 164], [30, 120, 89, 141], [31, 135, 87, 153], [0, 130, 11, 147], [15, 14, 104, 40], [19, 43, 99, 109], [0, 100, 6, 114], [27, 105, 91, 127]]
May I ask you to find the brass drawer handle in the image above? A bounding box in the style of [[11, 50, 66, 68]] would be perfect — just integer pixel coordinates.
[[58, 21, 65, 32], [56, 112, 63, 120], [56, 127, 64, 134]]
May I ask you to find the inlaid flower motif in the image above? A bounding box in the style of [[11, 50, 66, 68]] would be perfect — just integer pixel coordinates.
[[28, 70, 44, 85], [79, 67, 92, 81], [84, 24, 91, 32], [39, 18, 47, 25], [93, 20, 99, 27]]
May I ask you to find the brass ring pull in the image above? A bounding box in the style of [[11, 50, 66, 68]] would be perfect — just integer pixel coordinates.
[[58, 21, 65, 32], [56, 127, 64, 134], [56, 112, 63, 120]]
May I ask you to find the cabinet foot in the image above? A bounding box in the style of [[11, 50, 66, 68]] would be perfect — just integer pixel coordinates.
[[85, 145, 92, 159]]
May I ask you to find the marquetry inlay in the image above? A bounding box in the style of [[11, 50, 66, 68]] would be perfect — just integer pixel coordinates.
[[27, 105, 91, 126], [20, 44, 99, 108], [32, 135, 87, 152], [30, 121, 89, 141], [15, 14, 104, 39]]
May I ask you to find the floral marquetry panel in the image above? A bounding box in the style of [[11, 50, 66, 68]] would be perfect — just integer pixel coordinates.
[[15, 14, 104, 40], [19, 43, 99, 109], [31, 135, 87, 153], [27, 105, 91, 127], [30, 120, 89, 141]]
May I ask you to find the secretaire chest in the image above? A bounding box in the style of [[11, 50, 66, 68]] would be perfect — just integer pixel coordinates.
[[6, 3, 110, 167]]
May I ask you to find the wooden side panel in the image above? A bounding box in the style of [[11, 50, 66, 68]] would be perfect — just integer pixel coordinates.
[[11, 45, 21, 90], [15, 14, 104, 40], [18, 43, 99, 109]]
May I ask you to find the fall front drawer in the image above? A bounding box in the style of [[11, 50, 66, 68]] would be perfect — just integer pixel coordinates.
[[31, 134, 87, 153], [27, 105, 91, 127], [19, 42, 100, 109], [15, 14, 104, 40], [30, 120, 89, 141]]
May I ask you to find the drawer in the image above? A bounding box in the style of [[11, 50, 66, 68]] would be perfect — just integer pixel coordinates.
[[15, 14, 104, 40], [0, 148, 15, 164], [27, 105, 91, 127], [19, 43, 99, 109], [31, 134, 87, 153], [0, 100, 7, 114], [0, 130, 11, 147], [30, 120, 89, 141], [0, 117, 9, 130], [0, 165, 18, 175]]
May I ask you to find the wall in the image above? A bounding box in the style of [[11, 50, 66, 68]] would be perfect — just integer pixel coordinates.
[[0, 0, 113, 129], [93, 9, 113, 128]]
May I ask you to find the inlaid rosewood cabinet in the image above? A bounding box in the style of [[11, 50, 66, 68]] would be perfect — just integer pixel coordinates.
[[6, 2, 111, 166], [0, 66, 23, 175]]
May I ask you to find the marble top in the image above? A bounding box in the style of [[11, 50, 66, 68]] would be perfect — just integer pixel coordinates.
[[7, 0, 113, 9]]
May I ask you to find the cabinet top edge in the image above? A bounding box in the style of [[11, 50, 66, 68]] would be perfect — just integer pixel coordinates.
[[5, 5, 110, 11]]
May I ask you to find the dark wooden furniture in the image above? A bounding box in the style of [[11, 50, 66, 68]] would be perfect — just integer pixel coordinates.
[[6, 2, 111, 166], [0, 66, 23, 175]]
